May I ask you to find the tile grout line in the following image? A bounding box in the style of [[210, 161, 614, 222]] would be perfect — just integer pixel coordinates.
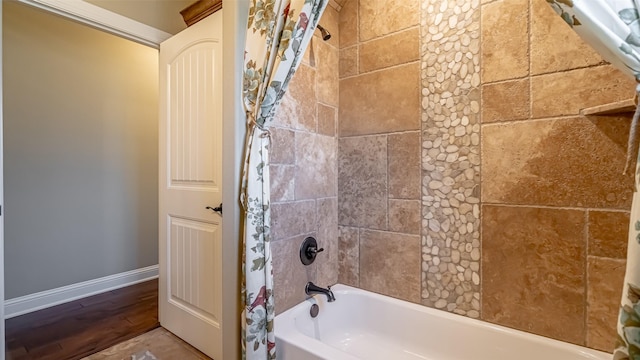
[[480, 113, 631, 127], [339, 60, 421, 80], [584, 210, 590, 345], [356, 25, 421, 46], [356, 226, 361, 288], [482, 62, 610, 87], [482, 202, 631, 213], [348, 226, 421, 237], [315, 45, 320, 135], [356, 0, 360, 49], [528, 0, 533, 129], [386, 134, 390, 231], [340, 129, 422, 139], [530, 61, 609, 78], [588, 254, 628, 261]]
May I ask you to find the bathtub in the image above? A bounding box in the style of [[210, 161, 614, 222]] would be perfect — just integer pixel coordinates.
[[275, 284, 610, 360]]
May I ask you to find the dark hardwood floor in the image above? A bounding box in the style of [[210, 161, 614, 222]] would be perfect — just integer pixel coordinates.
[[6, 279, 159, 360]]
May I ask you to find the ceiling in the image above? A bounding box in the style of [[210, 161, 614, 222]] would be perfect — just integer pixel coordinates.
[[84, 0, 194, 35]]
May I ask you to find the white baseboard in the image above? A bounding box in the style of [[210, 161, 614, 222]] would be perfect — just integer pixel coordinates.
[[4, 265, 159, 319]]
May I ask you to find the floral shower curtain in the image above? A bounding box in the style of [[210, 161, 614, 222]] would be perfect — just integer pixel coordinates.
[[548, 1, 640, 358], [241, 0, 327, 359]]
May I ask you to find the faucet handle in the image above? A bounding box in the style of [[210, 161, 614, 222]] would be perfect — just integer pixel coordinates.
[[307, 246, 324, 255], [300, 237, 324, 265]]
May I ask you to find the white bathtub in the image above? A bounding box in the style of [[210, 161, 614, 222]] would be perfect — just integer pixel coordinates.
[[275, 284, 610, 360]]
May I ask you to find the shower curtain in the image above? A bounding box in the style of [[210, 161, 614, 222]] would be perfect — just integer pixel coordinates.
[[547, 1, 640, 358], [241, 0, 327, 359]]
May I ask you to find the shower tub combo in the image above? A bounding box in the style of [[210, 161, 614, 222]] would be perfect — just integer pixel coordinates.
[[275, 284, 609, 360]]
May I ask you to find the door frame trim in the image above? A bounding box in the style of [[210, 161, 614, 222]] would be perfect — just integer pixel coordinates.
[[0, 3, 5, 356], [16, 0, 171, 48]]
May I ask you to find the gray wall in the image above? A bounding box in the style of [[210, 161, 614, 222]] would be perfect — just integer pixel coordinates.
[[3, 1, 159, 299]]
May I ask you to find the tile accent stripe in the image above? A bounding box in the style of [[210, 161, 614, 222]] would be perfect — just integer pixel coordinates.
[[420, 0, 481, 318]]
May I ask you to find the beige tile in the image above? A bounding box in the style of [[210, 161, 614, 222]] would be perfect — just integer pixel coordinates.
[[303, 36, 318, 67], [482, 205, 586, 345], [359, 230, 420, 303], [588, 211, 630, 259], [338, 135, 387, 229], [388, 199, 420, 235], [530, 0, 603, 75], [338, 226, 359, 286], [271, 200, 316, 241], [316, 197, 339, 286], [339, 46, 358, 78], [531, 65, 635, 118], [481, 117, 634, 208], [270, 165, 295, 203], [318, 103, 337, 136], [388, 131, 420, 199], [273, 64, 317, 131], [318, 5, 340, 48], [481, 79, 530, 123], [316, 40, 339, 107], [481, 0, 529, 82], [301, 36, 313, 66], [294, 132, 337, 199], [359, 0, 419, 42], [334, 0, 348, 7], [339, 63, 420, 136], [83, 328, 209, 360], [587, 256, 626, 352], [359, 27, 419, 73], [328, 0, 341, 12], [338, 0, 357, 48], [272, 234, 317, 314], [270, 127, 295, 165]]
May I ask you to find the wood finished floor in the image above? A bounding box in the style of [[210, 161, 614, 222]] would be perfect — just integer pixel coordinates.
[[85, 327, 209, 360], [5, 279, 159, 360]]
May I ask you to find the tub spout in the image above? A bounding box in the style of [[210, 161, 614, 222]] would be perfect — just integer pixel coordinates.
[[305, 282, 335, 302]]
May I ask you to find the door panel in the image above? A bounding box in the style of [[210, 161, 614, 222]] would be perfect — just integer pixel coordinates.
[[169, 216, 219, 322], [168, 43, 220, 189], [159, 10, 222, 359]]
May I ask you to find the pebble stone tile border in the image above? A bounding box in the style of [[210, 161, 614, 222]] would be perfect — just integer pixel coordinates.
[[420, 0, 481, 318]]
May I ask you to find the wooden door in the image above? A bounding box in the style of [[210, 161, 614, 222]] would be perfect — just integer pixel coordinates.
[[158, 10, 223, 359]]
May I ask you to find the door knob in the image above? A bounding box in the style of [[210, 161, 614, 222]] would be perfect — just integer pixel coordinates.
[[206, 203, 222, 215]]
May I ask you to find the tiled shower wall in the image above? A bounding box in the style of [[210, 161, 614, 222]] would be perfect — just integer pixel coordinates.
[[269, 6, 340, 314], [480, 0, 634, 350], [335, 0, 482, 316], [272, 0, 637, 352], [337, 0, 423, 302]]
